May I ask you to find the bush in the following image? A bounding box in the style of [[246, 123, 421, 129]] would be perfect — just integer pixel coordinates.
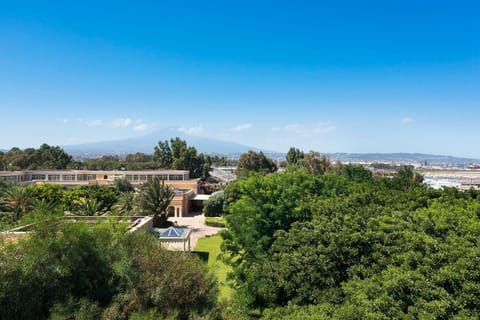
[[203, 191, 225, 217], [0, 219, 218, 319], [205, 217, 226, 228], [0, 212, 16, 231]]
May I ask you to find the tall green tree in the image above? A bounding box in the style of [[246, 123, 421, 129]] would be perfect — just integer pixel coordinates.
[[169, 137, 210, 178], [153, 140, 173, 169], [36, 144, 72, 169], [301, 151, 332, 175], [286, 147, 304, 166], [235, 150, 277, 177]]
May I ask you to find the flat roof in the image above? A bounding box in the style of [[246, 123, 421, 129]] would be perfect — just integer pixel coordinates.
[[189, 194, 211, 201], [27, 169, 189, 174], [0, 169, 189, 175]]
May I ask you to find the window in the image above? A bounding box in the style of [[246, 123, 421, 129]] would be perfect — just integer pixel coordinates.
[[31, 174, 46, 181], [48, 174, 60, 181], [77, 174, 96, 181], [62, 175, 75, 181]]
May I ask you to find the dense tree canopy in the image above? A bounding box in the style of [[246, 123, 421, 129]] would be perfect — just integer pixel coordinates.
[[0, 220, 218, 319], [235, 151, 277, 177], [222, 165, 480, 318], [0, 144, 72, 170]]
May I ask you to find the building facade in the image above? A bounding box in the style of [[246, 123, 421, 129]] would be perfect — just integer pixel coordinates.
[[0, 170, 202, 217]]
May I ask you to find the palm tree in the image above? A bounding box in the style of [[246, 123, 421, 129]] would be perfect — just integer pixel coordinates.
[[4, 184, 30, 221], [136, 177, 174, 227], [76, 198, 103, 216], [112, 191, 136, 216], [30, 198, 58, 215]]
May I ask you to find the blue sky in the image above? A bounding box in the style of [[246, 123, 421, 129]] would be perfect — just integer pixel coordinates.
[[1, 1, 479, 157]]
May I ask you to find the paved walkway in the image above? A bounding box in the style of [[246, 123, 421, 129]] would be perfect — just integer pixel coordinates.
[[162, 214, 224, 251]]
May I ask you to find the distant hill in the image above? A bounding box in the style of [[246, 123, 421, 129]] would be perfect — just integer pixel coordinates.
[[62, 129, 274, 158], [328, 153, 480, 166], [61, 130, 480, 166]]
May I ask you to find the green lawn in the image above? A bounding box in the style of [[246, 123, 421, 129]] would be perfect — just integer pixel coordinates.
[[194, 234, 234, 301]]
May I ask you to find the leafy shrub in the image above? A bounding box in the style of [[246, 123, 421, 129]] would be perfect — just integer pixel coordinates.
[[203, 191, 225, 217], [205, 217, 226, 228], [0, 219, 218, 319]]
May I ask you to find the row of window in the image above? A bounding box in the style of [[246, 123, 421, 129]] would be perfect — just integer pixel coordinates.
[[124, 174, 186, 181], [30, 174, 97, 181], [25, 173, 186, 182], [2, 173, 188, 183]]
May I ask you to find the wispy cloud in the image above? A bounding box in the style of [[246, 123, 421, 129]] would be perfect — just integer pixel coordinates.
[[111, 118, 132, 127], [282, 122, 336, 136], [231, 123, 253, 132], [78, 117, 152, 131], [178, 125, 205, 136], [133, 122, 150, 131], [86, 119, 103, 127], [401, 117, 414, 124]]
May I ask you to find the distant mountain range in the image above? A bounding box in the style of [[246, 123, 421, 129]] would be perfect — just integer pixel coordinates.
[[3, 130, 478, 166], [62, 129, 272, 158]]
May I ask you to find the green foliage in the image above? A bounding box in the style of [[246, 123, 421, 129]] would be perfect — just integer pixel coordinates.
[[205, 217, 227, 228], [203, 191, 226, 217], [286, 147, 304, 166], [0, 212, 16, 231], [222, 169, 480, 318], [0, 144, 72, 170], [62, 184, 120, 213], [285, 148, 335, 175], [235, 151, 277, 177], [392, 165, 425, 190], [112, 191, 136, 216], [113, 177, 134, 193], [300, 151, 332, 175], [152, 138, 211, 178], [3, 184, 30, 220], [0, 220, 218, 319], [170, 137, 211, 179], [27, 183, 65, 207], [29, 198, 59, 215], [136, 177, 174, 226], [341, 164, 373, 182], [153, 140, 173, 169], [75, 198, 104, 216], [223, 180, 241, 214]]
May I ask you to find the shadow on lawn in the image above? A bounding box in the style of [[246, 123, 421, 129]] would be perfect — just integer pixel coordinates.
[[192, 251, 210, 263]]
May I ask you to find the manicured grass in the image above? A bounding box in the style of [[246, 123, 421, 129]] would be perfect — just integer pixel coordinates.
[[194, 234, 234, 301]]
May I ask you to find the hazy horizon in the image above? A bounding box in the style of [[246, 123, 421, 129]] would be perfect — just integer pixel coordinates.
[[1, 1, 479, 157]]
